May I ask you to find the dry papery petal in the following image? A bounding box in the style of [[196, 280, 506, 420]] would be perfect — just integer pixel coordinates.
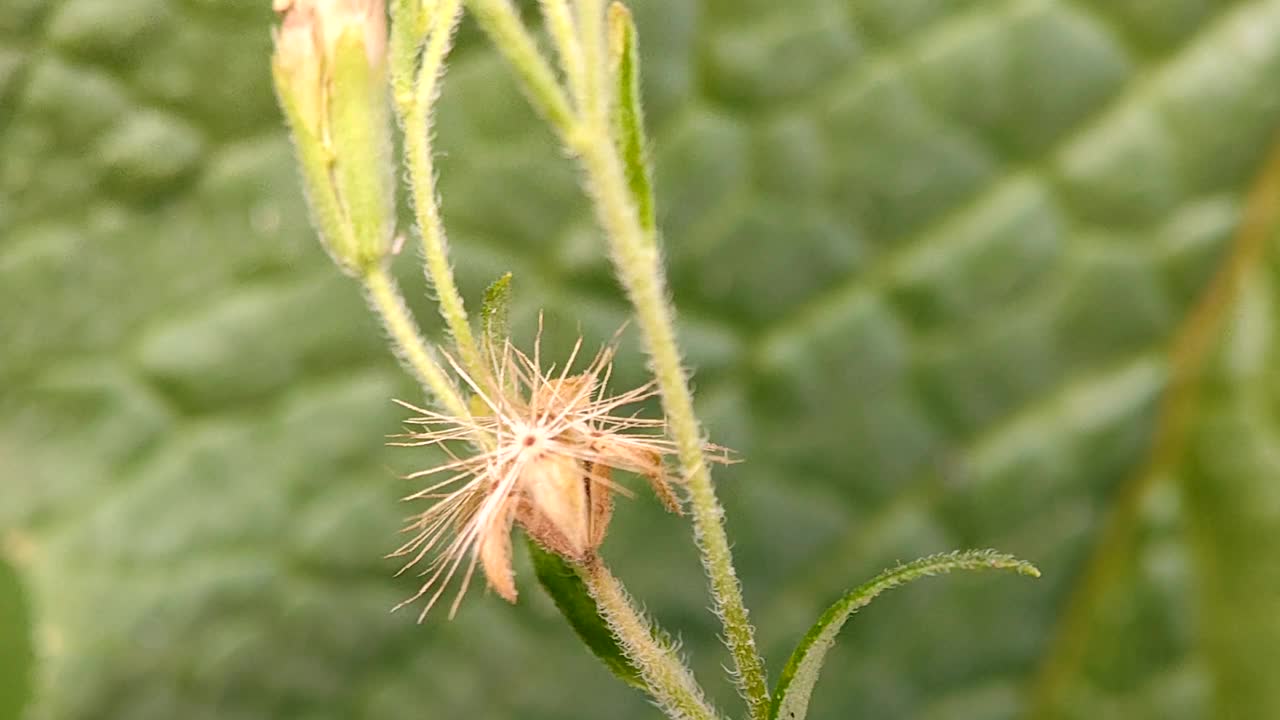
[[385, 335, 729, 620]]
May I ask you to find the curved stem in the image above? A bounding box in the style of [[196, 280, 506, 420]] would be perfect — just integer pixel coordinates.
[[580, 556, 721, 720], [463, 0, 575, 138], [395, 0, 486, 379], [361, 265, 472, 423]]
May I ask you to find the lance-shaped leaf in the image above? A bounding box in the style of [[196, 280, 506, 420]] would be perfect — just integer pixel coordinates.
[[527, 539, 648, 690], [770, 550, 1040, 720], [607, 2, 655, 235], [481, 271, 513, 356]]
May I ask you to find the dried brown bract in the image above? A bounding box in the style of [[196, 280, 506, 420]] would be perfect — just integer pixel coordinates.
[[389, 335, 723, 620]]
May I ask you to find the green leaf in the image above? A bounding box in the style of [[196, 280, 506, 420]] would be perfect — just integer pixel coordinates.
[[771, 551, 1039, 720], [5, 1, 1280, 718], [0, 552, 33, 720], [527, 539, 648, 691], [1035, 162, 1280, 720], [481, 270, 513, 357], [607, 1, 655, 235], [1178, 235, 1280, 718]]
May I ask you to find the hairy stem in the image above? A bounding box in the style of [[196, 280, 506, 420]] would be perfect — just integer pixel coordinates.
[[462, 0, 575, 137], [469, 3, 770, 714], [569, 7, 771, 718], [575, 120, 771, 720], [392, 0, 486, 379], [361, 265, 472, 422], [574, 0, 607, 128], [580, 556, 721, 720], [538, 0, 586, 108]]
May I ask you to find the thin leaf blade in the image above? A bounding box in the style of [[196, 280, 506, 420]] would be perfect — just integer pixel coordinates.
[[527, 539, 648, 690], [607, 2, 655, 235], [770, 550, 1040, 720], [481, 272, 512, 349]]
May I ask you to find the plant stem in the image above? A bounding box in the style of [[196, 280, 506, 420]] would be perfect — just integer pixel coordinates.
[[393, 0, 486, 379], [580, 556, 721, 720], [462, 0, 576, 138], [538, 0, 586, 108], [568, 7, 771, 717], [469, 3, 770, 714], [574, 122, 772, 720], [361, 264, 472, 423], [574, 0, 607, 128]]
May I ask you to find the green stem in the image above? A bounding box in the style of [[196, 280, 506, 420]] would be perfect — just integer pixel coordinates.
[[462, 0, 576, 138], [360, 265, 472, 423], [538, 0, 586, 110], [575, 124, 772, 720], [568, 8, 771, 718], [580, 556, 722, 720], [574, 0, 607, 129], [471, 3, 770, 714], [393, 0, 486, 380]]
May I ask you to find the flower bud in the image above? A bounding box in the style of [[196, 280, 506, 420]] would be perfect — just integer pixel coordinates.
[[272, 0, 395, 275], [272, 3, 325, 136]]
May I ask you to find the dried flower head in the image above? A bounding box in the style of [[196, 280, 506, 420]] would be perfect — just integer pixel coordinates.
[[389, 334, 716, 620]]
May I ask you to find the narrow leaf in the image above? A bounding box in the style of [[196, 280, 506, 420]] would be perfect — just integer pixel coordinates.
[[481, 272, 513, 360], [770, 550, 1040, 720], [606, 2, 655, 235], [527, 539, 648, 690]]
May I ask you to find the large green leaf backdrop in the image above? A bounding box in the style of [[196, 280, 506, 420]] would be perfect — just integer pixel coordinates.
[[4, 1, 1280, 718]]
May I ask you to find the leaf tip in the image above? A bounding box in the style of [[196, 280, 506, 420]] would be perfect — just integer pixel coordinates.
[[976, 549, 1040, 578], [607, 1, 634, 28]]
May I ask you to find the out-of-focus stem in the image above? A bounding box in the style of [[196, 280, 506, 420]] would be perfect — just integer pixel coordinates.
[[361, 265, 472, 423], [392, 0, 486, 379], [463, 0, 575, 137], [539, 0, 586, 108]]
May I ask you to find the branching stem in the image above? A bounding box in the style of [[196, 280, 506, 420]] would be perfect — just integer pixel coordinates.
[[360, 265, 473, 423], [566, 6, 771, 717], [459, 3, 772, 716], [393, 0, 486, 379], [463, 0, 575, 137]]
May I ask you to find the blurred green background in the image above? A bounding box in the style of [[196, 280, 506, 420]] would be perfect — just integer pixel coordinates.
[[4, 0, 1280, 718]]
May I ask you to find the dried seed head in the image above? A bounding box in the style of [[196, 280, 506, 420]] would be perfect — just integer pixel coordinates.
[[387, 333, 729, 620]]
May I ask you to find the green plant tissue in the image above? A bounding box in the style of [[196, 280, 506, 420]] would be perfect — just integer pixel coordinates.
[[3, 1, 1280, 718]]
